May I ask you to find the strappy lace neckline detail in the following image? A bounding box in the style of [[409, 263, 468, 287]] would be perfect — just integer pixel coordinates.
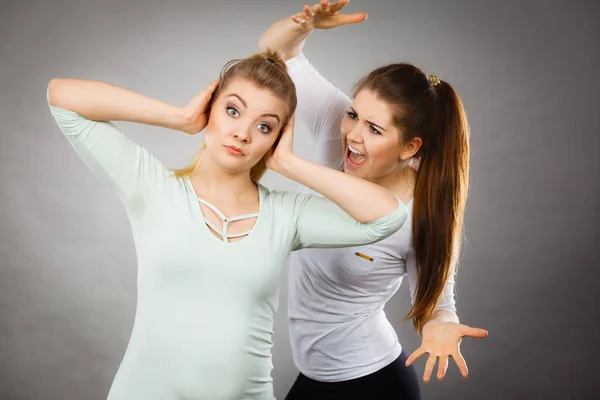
[[196, 197, 259, 242]]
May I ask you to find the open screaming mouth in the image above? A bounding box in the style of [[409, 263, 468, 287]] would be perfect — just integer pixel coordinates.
[[346, 145, 366, 168]]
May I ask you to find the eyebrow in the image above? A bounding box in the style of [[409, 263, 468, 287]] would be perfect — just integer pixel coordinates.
[[228, 94, 247, 108], [350, 106, 387, 132], [227, 93, 281, 123]]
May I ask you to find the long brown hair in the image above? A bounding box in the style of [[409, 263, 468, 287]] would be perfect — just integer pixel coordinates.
[[354, 64, 470, 335], [174, 49, 297, 181]]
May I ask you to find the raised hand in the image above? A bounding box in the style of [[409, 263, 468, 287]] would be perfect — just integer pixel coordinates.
[[405, 321, 488, 382], [291, 0, 367, 31], [265, 114, 296, 173], [180, 79, 220, 135]]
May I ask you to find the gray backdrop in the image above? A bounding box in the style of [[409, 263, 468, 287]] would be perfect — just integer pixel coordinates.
[[1, 0, 598, 399]]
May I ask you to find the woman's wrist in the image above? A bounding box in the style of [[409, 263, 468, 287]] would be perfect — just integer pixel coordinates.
[[259, 16, 312, 61], [147, 102, 194, 133], [276, 152, 302, 177], [172, 106, 195, 133], [422, 311, 460, 333]]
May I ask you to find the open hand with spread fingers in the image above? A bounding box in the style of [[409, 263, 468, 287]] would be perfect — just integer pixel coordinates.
[[405, 321, 489, 382], [291, 0, 367, 31]]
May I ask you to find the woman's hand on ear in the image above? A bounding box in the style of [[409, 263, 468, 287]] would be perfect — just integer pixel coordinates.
[[180, 79, 219, 135], [265, 114, 297, 173]]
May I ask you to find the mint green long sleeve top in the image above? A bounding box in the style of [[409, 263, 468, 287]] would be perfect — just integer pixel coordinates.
[[49, 105, 407, 399]]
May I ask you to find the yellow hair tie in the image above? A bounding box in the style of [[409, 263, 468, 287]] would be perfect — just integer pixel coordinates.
[[427, 74, 441, 86]]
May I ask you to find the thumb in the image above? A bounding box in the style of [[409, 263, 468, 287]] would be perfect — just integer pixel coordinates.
[[275, 114, 295, 149], [283, 114, 296, 135], [325, 12, 367, 28], [205, 78, 220, 94], [196, 78, 220, 103], [462, 326, 489, 338]]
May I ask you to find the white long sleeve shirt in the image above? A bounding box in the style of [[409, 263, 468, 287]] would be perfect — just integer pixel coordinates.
[[285, 53, 457, 382]]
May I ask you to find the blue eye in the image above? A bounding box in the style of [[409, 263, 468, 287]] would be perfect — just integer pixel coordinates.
[[226, 106, 239, 117], [257, 124, 271, 133]]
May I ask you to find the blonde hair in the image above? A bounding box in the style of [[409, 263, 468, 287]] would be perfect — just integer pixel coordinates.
[[173, 49, 297, 181]]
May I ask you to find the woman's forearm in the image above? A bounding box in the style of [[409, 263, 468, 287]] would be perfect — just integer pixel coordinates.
[[47, 78, 187, 130], [258, 16, 311, 61], [279, 154, 399, 222]]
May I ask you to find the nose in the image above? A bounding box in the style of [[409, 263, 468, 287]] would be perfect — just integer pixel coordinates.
[[345, 123, 364, 144], [233, 125, 252, 143]]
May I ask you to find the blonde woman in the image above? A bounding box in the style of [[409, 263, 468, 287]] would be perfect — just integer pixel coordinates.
[[47, 50, 407, 400]]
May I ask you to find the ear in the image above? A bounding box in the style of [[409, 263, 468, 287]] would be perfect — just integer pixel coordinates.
[[399, 136, 422, 160]]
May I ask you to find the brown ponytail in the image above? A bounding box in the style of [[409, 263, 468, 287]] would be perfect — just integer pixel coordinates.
[[354, 65, 470, 336], [409, 80, 469, 335]]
